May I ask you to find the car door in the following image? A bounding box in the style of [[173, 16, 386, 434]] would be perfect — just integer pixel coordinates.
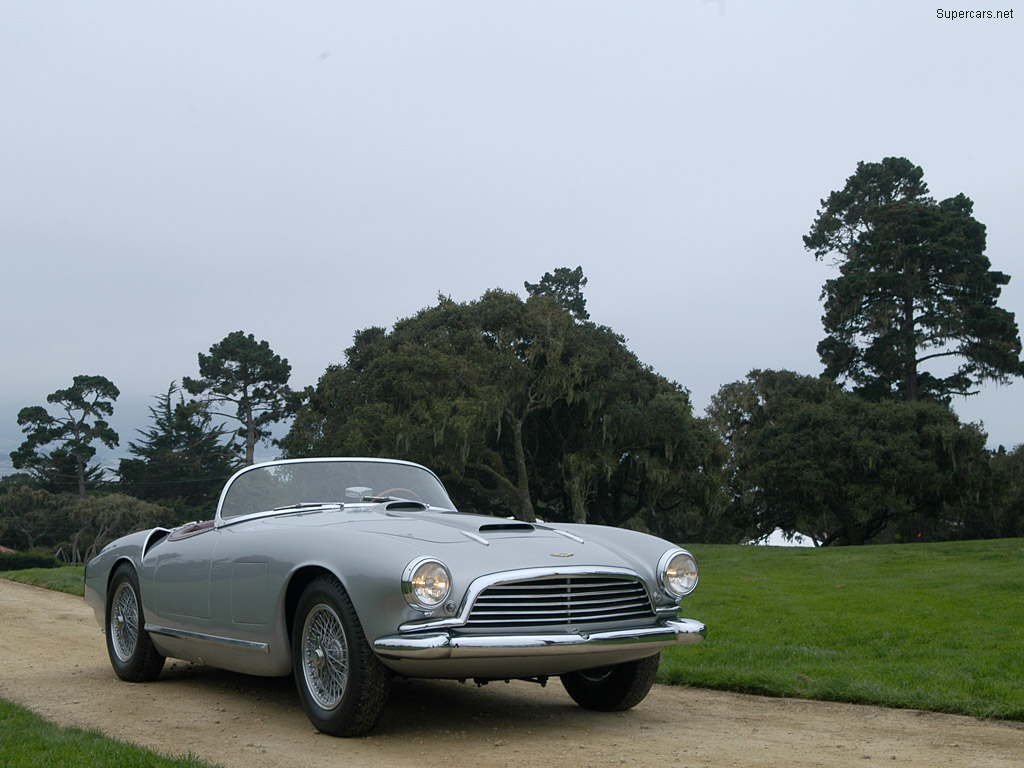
[[147, 528, 219, 622]]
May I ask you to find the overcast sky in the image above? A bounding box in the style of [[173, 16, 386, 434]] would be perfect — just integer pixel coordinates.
[[2, 1, 1021, 470]]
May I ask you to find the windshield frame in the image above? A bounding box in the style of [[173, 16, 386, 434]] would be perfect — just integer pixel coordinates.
[[214, 457, 455, 527]]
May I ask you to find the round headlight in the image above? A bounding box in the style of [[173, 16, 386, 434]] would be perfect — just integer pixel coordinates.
[[403, 558, 452, 608], [659, 549, 698, 599]]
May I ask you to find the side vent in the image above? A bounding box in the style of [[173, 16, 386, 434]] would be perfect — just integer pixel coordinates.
[[141, 527, 173, 559]]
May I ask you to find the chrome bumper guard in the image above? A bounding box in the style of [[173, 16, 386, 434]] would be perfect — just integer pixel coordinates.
[[373, 618, 707, 660]]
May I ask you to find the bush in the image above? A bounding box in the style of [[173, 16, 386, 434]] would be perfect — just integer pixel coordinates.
[[0, 551, 59, 572]]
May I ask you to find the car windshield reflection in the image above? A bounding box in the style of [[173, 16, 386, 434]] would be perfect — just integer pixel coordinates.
[[218, 459, 455, 520]]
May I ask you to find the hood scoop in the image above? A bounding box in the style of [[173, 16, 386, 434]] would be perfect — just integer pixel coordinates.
[[478, 522, 535, 533], [458, 521, 535, 546], [385, 500, 428, 511]]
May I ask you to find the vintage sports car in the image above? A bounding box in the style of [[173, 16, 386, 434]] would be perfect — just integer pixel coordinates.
[[84, 458, 706, 736]]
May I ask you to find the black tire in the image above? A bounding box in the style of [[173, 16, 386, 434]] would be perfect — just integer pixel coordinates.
[[292, 575, 391, 736], [560, 652, 661, 711], [105, 564, 165, 682]]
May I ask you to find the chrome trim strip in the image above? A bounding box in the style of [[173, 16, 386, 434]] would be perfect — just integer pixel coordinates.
[[216, 501, 453, 529], [460, 530, 490, 546], [549, 528, 585, 544], [373, 618, 707, 660], [145, 624, 270, 653]]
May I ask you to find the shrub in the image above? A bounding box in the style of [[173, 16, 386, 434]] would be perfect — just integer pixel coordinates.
[[0, 551, 59, 572]]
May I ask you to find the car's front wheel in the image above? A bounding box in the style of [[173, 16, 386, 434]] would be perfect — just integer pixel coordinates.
[[105, 564, 165, 682], [560, 652, 661, 711], [292, 575, 391, 736]]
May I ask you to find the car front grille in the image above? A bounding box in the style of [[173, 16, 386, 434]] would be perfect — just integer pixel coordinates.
[[464, 574, 655, 629]]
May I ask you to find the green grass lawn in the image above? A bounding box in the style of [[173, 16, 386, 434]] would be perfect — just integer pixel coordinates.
[[0, 699, 220, 768], [3, 565, 85, 595], [661, 538, 1024, 719]]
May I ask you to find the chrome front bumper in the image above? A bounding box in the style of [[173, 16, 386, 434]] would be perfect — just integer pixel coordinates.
[[373, 618, 706, 660]]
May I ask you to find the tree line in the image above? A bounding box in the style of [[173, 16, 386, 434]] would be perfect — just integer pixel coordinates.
[[1, 332, 300, 560], [3, 158, 1024, 558]]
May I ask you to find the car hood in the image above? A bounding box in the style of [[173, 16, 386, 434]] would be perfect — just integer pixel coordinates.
[[261, 503, 660, 579]]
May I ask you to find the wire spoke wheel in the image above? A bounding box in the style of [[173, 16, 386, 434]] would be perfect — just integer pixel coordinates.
[[110, 582, 140, 662], [301, 603, 349, 709], [104, 564, 165, 682], [292, 575, 391, 736]]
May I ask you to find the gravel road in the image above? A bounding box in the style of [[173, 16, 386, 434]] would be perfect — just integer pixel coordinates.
[[1, 578, 1020, 768]]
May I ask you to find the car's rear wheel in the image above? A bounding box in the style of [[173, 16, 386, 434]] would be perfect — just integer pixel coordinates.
[[292, 575, 391, 736], [560, 652, 661, 711], [105, 564, 165, 682]]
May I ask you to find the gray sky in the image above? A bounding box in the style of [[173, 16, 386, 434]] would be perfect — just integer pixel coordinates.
[[2, 1, 1022, 469]]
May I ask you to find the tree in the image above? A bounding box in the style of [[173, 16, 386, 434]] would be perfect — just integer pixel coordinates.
[[12, 375, 120, 497], [183, 332, 299, 465], [524, 266, 590, 321], [527, 316, 727, 538], [283, 276, 726, 536], [709, 369, 992, 545], [0, 487, 70, 551], [61, 493, 166, 564], [804, 157, 1024, 402], [0, 487, 164, 563], [286, 290, 570, 522], [118, 382, 239, 511], [988, 445, 1024, 539]]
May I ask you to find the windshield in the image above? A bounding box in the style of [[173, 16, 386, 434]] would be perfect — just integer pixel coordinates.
[[218, 459, 455, 520]]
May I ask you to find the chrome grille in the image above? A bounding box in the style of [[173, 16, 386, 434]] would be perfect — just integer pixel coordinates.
[[465, 575, 654, 628]]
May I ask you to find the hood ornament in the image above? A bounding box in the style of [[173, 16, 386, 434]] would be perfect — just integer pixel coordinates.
[[550, 552, 574, 558]]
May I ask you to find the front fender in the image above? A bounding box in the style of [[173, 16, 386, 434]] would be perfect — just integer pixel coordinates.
[[83, 528, 170, 629]]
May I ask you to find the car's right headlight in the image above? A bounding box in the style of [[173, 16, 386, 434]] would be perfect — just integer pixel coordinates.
[[402, 557, 452, 609], [659, 548, 699, 600]]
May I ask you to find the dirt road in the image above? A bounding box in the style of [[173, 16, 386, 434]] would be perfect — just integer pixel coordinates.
[[1, 578, 1020, 768]]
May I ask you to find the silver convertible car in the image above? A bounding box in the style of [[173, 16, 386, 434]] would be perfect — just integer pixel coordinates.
[[84, 458, 706, 736]]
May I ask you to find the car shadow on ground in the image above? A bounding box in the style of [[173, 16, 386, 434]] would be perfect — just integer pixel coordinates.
[[151, 659, 625, 737]]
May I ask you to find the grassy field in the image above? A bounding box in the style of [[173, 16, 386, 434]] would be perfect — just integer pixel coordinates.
[[661, 538, 1024, 720], [4, 539, 1023, 724]]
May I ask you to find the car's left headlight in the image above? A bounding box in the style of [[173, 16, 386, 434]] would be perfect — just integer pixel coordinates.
[[402, 557, 452, 609], [659, 548, 699, 600]]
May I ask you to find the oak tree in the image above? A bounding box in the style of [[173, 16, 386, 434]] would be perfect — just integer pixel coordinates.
[[283, 275, 725, 535], [709, 369, 991, 545]]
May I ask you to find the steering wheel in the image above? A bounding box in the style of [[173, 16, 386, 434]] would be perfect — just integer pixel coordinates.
[[377, 488, 424, 502]]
